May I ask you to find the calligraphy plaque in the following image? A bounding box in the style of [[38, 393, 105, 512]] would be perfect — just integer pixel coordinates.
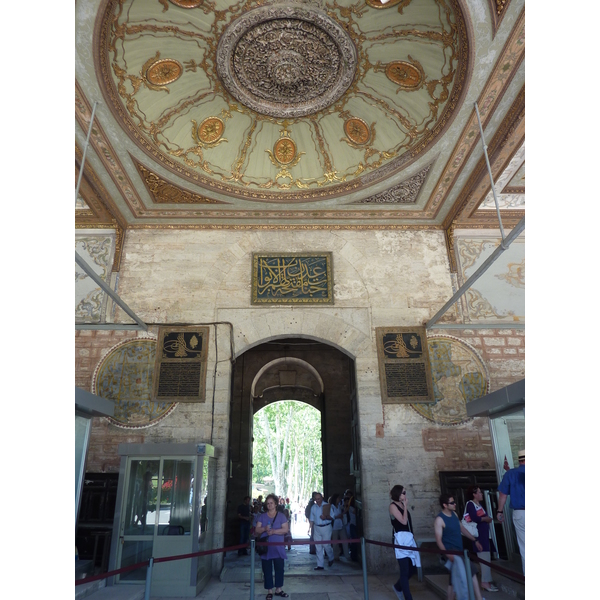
[[252, 253, 333, 304], [152, 326, 210, 402], [376, 326, 434, 404]]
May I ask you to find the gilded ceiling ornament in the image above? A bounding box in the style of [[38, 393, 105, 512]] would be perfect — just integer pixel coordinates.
[[274, 137, 297, 165], [146, 59, 183, 86], [354, 162, 432, 204], [197, 117, 225, 145], [99, 0, 471, 202], [365, 0, 412, 11], [344, 118, 371, 146], [133, 159, 228, 204], [216, 5, 357, 118], [169, 0, 203, 7], [385, 60, 423, 90]]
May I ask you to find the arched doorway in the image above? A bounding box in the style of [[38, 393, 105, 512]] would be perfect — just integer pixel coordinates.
[[252, 400, 323, 506], [225, 337, 360, 548]]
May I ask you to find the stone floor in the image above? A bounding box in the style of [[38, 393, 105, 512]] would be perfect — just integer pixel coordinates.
[[77, 525, 525, 600]]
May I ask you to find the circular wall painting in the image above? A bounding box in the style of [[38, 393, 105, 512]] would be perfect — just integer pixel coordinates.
[[411, 336, 489, 425], [92, 339, 176, 428]]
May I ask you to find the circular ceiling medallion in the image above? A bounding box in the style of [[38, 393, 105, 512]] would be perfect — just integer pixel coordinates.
[[411, 336, 489, 426], [197, 117, 224, 144], [273, 137, 297, 165], [146, 58, 183, 86], [344, 118, 371, 145], [385, 61, 422, 89], [216, 5, 357, 118]]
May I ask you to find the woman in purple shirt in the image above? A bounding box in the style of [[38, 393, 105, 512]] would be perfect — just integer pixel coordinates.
[[255, 494, 289, 599]]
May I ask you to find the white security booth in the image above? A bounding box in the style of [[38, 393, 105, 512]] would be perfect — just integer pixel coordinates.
[[108, 443, 217, 597]]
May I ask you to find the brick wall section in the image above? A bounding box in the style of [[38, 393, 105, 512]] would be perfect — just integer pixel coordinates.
[[431, 328, 525, 391], [76, 330, 153, 473], [75, 330, 143, 391], [422, 417, 494, 471], [423, 328, 524, 470]]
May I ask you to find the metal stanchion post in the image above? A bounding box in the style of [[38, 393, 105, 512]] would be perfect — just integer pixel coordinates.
[[463, 550, 475, 600], [361, 538, 369, 600], [144, 557, 154, 600], [250, 538, 255, 600]]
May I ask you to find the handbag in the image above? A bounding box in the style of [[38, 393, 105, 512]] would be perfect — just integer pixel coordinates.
[[461, 501, 479, 538], [255, 513, 280, 555]]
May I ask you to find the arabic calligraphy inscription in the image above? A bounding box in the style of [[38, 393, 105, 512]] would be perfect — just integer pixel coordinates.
[[252, 253, 333, 304]]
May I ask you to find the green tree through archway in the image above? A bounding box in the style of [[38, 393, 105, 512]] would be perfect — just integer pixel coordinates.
[[253, 401, 323, 506]]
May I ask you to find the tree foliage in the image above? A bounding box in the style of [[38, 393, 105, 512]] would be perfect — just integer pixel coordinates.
[[253, 401, 323, 505]]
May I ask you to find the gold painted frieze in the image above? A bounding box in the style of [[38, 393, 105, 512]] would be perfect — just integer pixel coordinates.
[[252, 252, 333, 304]]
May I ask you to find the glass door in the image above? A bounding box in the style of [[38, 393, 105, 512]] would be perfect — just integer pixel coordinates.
[[115, 457, 195, 582], [117, 459, 160, 581]]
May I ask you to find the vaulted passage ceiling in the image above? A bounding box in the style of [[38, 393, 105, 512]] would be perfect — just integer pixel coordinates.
[[76, 0, 524, 229]]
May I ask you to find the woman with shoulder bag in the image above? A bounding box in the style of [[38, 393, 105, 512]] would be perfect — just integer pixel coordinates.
[[255, 494, 289, 599], [464, 485, 498, 593], [389, 485, 420, 600]]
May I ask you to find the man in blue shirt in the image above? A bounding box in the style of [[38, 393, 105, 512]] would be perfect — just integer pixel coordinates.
[[497, 449, 525, 574], [434, 494, 484, 600]]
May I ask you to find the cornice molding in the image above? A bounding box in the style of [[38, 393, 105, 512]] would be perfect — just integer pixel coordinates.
[[423, 8, 525, 220]]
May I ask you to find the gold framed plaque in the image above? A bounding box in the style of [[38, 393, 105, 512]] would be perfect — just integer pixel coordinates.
[[376, 326, 434, 404], [252, 253, 333, 304], [152, 326, 210, 402]]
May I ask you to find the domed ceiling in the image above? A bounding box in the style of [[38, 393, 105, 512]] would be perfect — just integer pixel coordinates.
[[97, 0, 470, 202], [76, 0, 525, 228]]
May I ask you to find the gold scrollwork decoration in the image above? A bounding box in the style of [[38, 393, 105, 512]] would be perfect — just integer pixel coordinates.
[[365, 0, 412, 11], [169, 0, 204, 8], [343, 118, 372, 146], [385, 60, 424, 90]]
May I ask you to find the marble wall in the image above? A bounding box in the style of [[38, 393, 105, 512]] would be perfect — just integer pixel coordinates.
[[78, 228, 525, 573]]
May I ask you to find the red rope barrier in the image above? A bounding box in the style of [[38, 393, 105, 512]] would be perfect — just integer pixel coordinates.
[[76, 536, 524, 586], [363, 538, 525, 583]]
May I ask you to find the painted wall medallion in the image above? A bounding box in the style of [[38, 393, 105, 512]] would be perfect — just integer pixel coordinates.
[[146, 59, 183, 86], [197, 117, 224, 144], [385, 61, 422, 89], [93, 339, 176, 428], [252, 252, 333, 304], [410, 336, 489, 425], [344, 118, 371, 145], [273, 137, 297, 165]]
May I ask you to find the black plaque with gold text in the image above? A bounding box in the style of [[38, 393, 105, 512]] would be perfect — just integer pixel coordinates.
[[376, 326, 434, 404], [152, 326, 210, 402]]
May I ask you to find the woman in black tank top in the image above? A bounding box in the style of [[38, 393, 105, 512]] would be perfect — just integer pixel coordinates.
[[389, 485, 416, 600]]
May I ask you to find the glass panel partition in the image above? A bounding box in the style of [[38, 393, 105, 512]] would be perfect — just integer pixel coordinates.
[[159, 459, 194, 534], [123, 459, 160, 536]]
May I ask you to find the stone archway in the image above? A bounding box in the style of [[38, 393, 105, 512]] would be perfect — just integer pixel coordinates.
[[225, 337, 360, 548]]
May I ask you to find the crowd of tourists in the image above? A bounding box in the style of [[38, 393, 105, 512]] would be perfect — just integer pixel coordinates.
[[238, 449, 524, 600]]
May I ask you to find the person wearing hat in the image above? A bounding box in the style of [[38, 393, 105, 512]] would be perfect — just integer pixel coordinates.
[[497, 449, 525, 573]]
